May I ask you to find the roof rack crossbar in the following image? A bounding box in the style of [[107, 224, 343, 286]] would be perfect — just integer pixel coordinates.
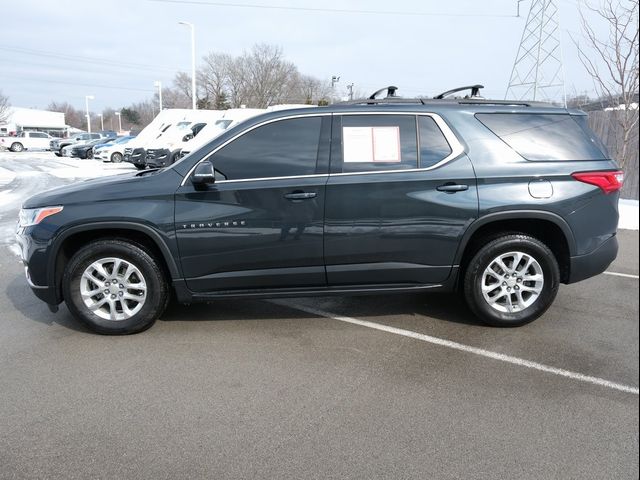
[[435, 84, 484, 99]]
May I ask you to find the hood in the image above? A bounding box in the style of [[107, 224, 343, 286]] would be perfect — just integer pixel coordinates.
[[22, 170, 176, 208]]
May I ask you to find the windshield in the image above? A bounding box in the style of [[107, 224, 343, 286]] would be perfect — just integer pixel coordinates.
[[215, 120, 233, 129]]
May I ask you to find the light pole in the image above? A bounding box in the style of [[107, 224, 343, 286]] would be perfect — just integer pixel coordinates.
[[114, 112, 122, 133], [178, 21, 197, 110], [331, 76, 340, 104], [154, 81, 163, 112], [85, 95, 94, 133], [347, 83, 354, 101], [97, 113, 104, 131]]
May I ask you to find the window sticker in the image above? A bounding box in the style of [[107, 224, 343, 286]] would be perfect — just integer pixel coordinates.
[[372, 126, 400, 162], [343, 127, 374, 163], [343, 126, 401, 163]]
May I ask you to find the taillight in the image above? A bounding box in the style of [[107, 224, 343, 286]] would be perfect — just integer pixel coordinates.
[[572, 170, 624, 194]]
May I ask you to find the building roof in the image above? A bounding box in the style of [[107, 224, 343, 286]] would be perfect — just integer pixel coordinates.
[[1, 107, 66, 129]]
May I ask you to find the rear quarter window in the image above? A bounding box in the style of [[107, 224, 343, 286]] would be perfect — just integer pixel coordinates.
[[475, 113, 609, 161]]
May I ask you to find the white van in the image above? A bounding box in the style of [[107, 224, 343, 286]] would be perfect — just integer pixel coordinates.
[[123, 109, 206, 169], [144, 110, 228, 168], [175, 108, 266, 161]]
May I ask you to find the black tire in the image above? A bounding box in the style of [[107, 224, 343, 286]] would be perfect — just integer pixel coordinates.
[[85, 149, 94, 159], [111, 152, 123, 163], [134, 164, 146, 170], [10, 142, 24, 152], [463, 234, 560, 327], [63, 240, 169, 334]]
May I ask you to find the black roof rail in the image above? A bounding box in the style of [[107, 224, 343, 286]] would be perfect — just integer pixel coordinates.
[[336, 85, 426, 106], [333, 85, 551, 108], [435, 84, 484, 99], [336, 97, 426, 106], [457, 99, 533, 106]]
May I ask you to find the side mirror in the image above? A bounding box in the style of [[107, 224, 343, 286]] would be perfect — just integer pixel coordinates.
[[182, 133, 193, 142], [191, 161, 216, 188]]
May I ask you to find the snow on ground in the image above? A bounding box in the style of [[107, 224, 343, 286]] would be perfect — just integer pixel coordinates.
[[0, 151, 138, 253]]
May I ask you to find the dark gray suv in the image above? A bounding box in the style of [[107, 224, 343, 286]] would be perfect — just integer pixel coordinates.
[[17, 86, 623, 334]]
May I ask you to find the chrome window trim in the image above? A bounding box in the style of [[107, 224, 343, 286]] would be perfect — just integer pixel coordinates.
[[216, 173, 329, 184], [180, 113, 331, 186], [180, 111, 465, 186]]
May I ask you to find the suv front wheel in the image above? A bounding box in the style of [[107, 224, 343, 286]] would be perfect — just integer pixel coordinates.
[[464, 234, 560, 327], [63, 240, 169, 334]]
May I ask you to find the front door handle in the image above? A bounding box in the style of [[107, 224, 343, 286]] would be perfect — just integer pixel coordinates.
[[284, 191, 317, 200], [436, 183, 469, 193]]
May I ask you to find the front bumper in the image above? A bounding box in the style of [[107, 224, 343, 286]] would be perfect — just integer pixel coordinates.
[[146, 148, 172, 168], [94, 149, 108, 160], [123, 147, 146, 166], [16, 228, 59, 306], [568, 234, 618, 283]]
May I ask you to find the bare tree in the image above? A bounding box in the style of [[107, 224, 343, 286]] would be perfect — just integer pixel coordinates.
[[173, 72, 196, 106], [294, 74, 332, 104], [574, 0, 639, 168], [199, 52, 232, 109], [242, 44, 300, 107], [225, 55, 252, 107], [0, 90, 10, 124], [47, 101, 85, 129]]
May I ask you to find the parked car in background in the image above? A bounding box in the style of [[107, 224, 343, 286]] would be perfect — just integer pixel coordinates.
[[51, 133, 101, 156], [16, 86, 624, 334], [0, 131, 53, 152], [145, 121, 206, 168], [124, 109, 229, 169], [176, 108, 266, 161], [94, 136, 135, 163], [69, 138, 115, 159], [96, 130, 118, 139]]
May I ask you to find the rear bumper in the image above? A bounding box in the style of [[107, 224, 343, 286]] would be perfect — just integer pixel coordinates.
[[568, 234, 618, 283]]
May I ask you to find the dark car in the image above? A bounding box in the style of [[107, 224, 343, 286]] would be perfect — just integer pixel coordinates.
[[70, 138, 115, 159], [50, 132, 101, 156], [16, 85, 623, 334], [146, 122, 208, 168]]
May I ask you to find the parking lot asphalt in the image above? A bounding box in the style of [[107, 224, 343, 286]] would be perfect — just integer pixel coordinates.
[[0, 153, 638, 479]]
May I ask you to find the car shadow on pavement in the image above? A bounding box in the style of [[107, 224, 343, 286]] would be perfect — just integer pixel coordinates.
[[7, 272, 484, 332], [6, 274, 90, 333], [161, 292, 485, 327]]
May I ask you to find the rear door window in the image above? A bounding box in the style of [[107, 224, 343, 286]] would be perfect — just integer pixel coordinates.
[[476, 113, 608, 161], [418, 116, 452, 168], [338, 115, 418, 173]]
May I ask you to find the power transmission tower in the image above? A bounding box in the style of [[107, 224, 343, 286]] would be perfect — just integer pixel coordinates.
[[505, 0, 566, 104]]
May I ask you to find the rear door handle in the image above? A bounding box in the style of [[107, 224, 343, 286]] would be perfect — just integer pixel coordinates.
[[437, 183, 469, 193], [284, 191, 317, 200]]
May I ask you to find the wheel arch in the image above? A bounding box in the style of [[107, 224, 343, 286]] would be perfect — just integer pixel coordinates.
[[455, 211, 575, 286], [49, 222, 181, 303]]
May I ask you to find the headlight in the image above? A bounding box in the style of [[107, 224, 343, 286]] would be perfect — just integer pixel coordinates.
[[18, 206, 64, 228]]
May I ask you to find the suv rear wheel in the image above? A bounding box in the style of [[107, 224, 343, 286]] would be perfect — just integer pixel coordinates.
[[63, 240, 169, 334], [463, 234, 560, 327]]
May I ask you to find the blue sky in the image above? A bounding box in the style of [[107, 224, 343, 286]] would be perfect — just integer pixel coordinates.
[[0, 0, 609, 112]]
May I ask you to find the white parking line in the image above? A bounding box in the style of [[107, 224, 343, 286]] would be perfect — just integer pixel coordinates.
[[273, 301, 639, 396], [604, 271, 639, 279]]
